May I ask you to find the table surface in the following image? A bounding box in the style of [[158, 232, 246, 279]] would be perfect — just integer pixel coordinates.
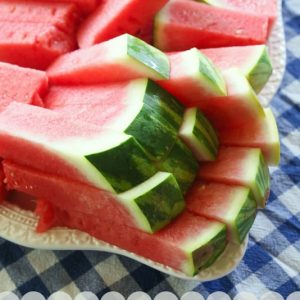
[[0, 1, 299, 298]]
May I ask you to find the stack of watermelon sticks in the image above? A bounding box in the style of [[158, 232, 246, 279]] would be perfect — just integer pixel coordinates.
[[0, 0, 280, 276]]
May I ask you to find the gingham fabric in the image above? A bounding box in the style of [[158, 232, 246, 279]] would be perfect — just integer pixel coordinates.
[[0, 1, 299, 298]]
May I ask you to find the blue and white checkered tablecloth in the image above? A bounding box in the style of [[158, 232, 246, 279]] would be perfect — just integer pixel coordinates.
[[0, 0, 299, 298]]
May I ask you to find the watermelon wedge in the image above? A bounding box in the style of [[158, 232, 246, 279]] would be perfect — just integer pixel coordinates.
[[198, 0, 277, 35], [201, 45, 273, 93], [47, 34, 170, 85], [158, 49, 227, 106], [45, 79, 184, 161], [4, 160, 185, 233], [36, 200, 227, 276], [197, 147, 270, 208], [196, 68, 265, 130], [179, 108, 219, 161], [0, 1, 79, 35], [186, 182, 257, 244], [220, 108, 280, 166], [154, 0, 269, 51], [0, 62, 48, 110], [77, 0, 168, 48], [0, 22, 77, 70], [0, 102, 162, 193]]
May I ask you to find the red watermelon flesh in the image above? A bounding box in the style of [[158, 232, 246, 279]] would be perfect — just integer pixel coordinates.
[[3, 161, 137, 229], [0, 22, 77, 70], [154, 0, 269, 51], [35, 199, 227, 276], [77, 0, 168, 48], [203, 0, 277, 35], [0, 1, 80, 35], [44, 83, 130, 127], [0, 62, 47, 111], [27, 0, 98, 16]]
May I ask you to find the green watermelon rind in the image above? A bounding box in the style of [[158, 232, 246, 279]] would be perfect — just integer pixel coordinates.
[[118, 172, 185, 233]]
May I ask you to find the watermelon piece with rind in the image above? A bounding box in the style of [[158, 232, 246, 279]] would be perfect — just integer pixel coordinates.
[[35, 200, 228, 276], [158, 48, 227, 105], [0, 62, 48, 111], [179, 107, 219, 161], [201, 45, 273, 93], [45, 79, 184, 161], [0, 103, 158, 194], [198, 0, 277, 35], [219, 108, 280, 166], [47, 34, 170, 85], [3, 162, 185, 234], [198, 147, 270, 208], [77, 0, 168, 47], [154, 0, 269, 51], [186, 182, 257, 244]]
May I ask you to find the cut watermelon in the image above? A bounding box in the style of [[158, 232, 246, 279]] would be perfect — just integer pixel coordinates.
[[47, 34, 170, 85], [201, 45, 273, 93], [186, 182, 257, 243], [179, 108, 219, 161], [4, 162, 185, 234], [45, 79, 184, 161], [154, 0, 269, 51], [198, 0, 277, 35], [0, 1, 79, 35], [0, 62, 48, 111], [220, 108, 280, 166], [0, 102, 160, 193], [197, 147, 270, 208], [158, 49, 227, 106], [0, 22, 77, 70], [77, 0, 168, 48], [196, 68, 265, 129], [36, 200, 227, 276]]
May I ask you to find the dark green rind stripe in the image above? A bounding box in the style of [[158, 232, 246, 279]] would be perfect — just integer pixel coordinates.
[[135, 174, 185, 232], [247, 47, 273, 93], [86, 137, 156, 193], [145, 80, 184, 130], [126, 80, 184, 161], [235, 190, 257, 244], [156, 139, 199, 194], [127, 35, 170, 79], [193, 111, 219, 158], [198, 51, 226, 96], [192, 226, 228, 273], [255, 153, 270, 206], [196, 110, 219, 149]]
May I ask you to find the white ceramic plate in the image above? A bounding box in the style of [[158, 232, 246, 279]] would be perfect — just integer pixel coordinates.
[[0, 0, 285, 281]]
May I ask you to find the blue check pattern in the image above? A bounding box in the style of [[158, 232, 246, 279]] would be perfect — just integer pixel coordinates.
[[0, 1, 299, 298]]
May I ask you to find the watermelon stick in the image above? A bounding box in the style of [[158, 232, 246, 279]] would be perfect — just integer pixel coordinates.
[[179, 107, 219, 161], [202, 45, 273, 93], [159, 48, 227, 107], [186, 182, 257, 244], [47, 34, 170, 85], [198, 147, 270, 208], [36, 199, 228, 277]]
